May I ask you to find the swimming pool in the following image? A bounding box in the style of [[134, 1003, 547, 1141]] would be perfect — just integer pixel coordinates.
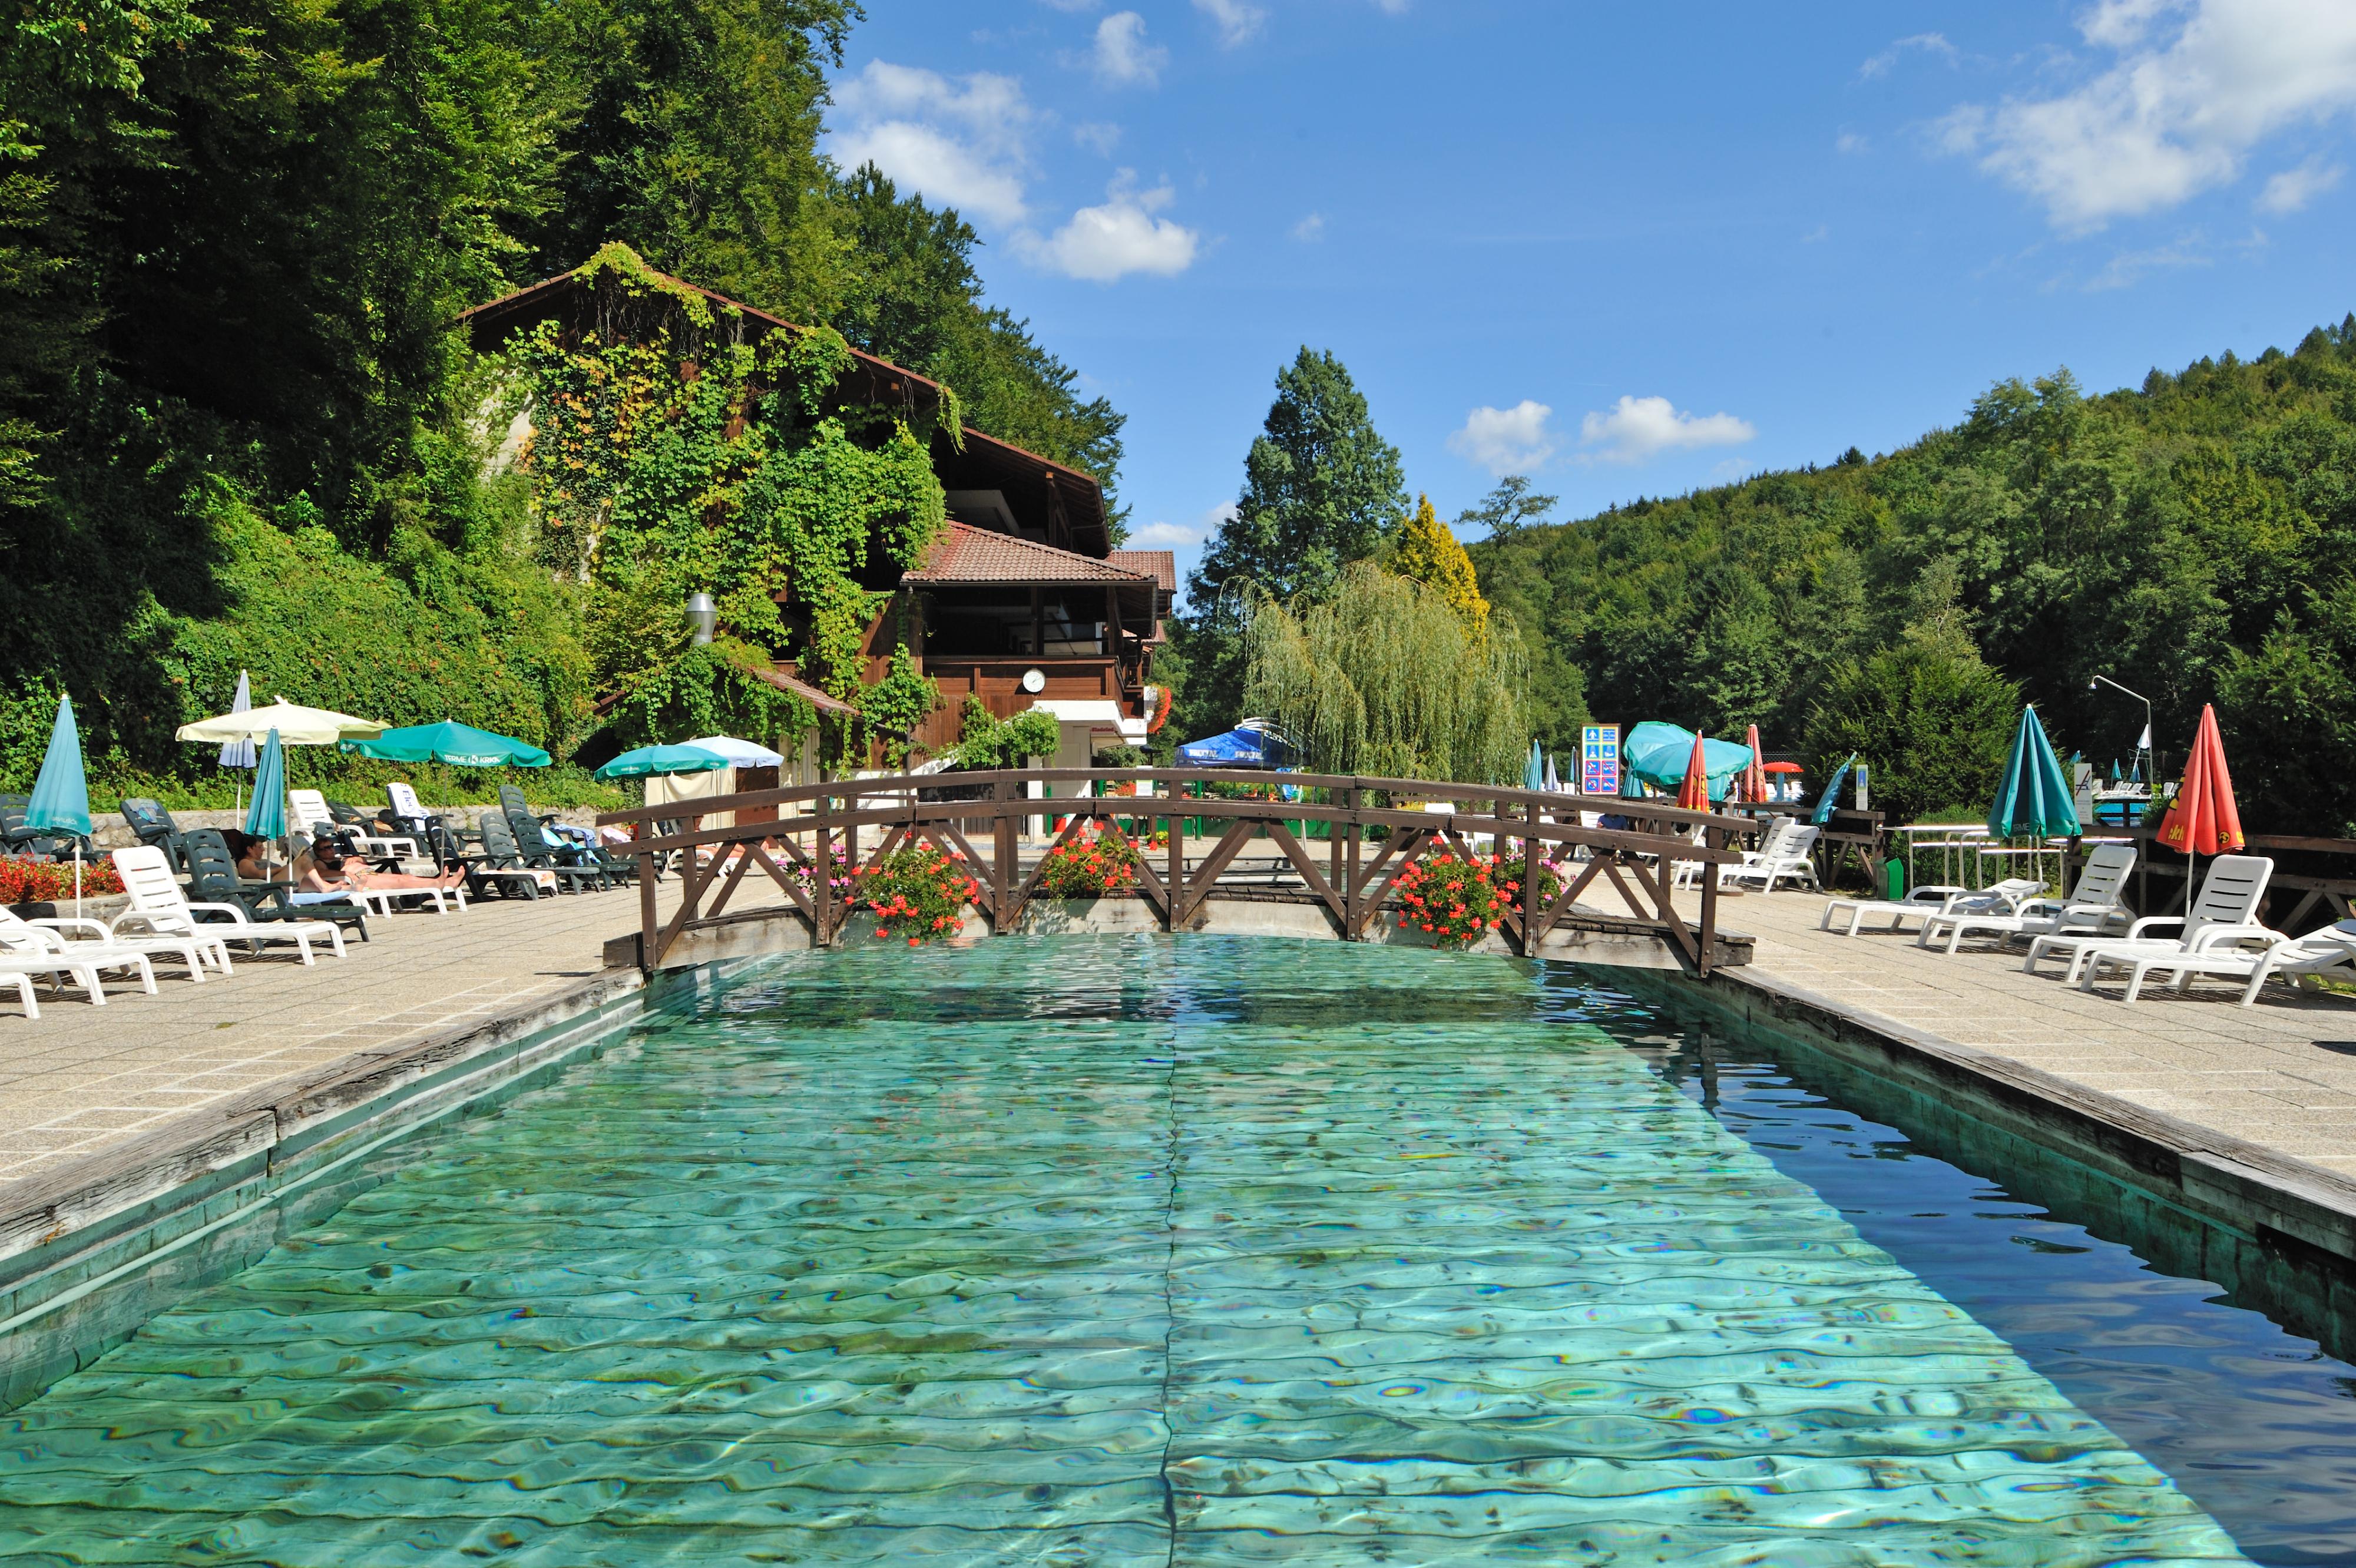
[[1, 937, 2348, 1563]]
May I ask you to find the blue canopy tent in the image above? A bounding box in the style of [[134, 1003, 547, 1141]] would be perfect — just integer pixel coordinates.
[[1620, 722, 1753, 803], [1176, 723, 1296, 769]]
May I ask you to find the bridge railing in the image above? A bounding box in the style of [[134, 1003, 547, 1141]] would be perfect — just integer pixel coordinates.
[[595, 768, 1755, 974]]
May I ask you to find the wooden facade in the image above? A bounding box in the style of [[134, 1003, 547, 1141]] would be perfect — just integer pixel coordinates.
[[459, 261, 1177, 765]]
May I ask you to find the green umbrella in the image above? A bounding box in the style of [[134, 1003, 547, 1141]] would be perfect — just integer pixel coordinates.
[[1988, 704, 2079, 839], [1811, 753, 1856, 825], [343, 720, 552, 768], [1523, 739, 1544, 792], [594, 743, 730, 781], [24, 694, 91, 840], [245, 727, 288, 840]]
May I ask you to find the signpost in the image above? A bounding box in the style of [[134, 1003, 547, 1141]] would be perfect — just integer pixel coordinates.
[[1580, 723, 1620, 796]]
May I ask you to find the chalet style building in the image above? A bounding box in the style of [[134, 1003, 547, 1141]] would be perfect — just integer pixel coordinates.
[[459, 263, 1175, 772]]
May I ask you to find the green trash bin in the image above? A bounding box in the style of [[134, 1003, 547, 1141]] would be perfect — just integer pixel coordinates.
[[1884, 856, 1907, 902]]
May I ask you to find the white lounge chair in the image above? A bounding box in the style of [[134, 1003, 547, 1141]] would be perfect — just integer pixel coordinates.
[[110, 845, 349, 967], [1719, 822, 1821, 892], [0, 904, 217, 984], [1917, 843, 2139, 954], [1819, 878, 2043, 938], [2083, 918, 2356, 1005], [2025, 855, 2275, 985], [287, 787, 335, 838], [0, 917, 155, 1016]]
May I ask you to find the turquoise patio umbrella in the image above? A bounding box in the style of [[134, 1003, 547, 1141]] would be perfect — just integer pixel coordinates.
[[1523, 740, 1544, 792], [1987, 704, 2079, 839], [244, 727, 289, 840], [594, 743, 730, 781], [24, 694, 91, 841], [344, 720, 551, 768]]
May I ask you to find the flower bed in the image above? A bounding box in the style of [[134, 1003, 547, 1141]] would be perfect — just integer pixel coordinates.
[[857, 844, 980, 945], [0, 857, 124, 906], [1033, 825, 1163, 901]]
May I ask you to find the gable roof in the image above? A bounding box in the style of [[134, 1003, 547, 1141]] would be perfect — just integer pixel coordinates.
[[457, 262, 1114, 555], [1107, 550, 1176, 594], [907, 522, 1154, 587]]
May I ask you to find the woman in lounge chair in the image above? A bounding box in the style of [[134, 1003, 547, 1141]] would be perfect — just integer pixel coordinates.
[[228, 831, 464, 898]]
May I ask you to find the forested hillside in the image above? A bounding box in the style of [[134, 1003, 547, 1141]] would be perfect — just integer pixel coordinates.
[[1469, 323, 2356, 835], [0, 0, 1120, 801]]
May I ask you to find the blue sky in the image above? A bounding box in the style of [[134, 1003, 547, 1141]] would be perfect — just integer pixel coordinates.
[[825, 2, 2356, 601]]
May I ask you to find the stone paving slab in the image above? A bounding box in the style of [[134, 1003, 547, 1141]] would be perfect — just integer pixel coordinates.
[[0, 885, 665, 1183], [1586, 880, 2356, 1182]]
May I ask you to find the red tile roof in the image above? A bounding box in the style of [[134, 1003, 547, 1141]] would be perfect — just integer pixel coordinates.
[[1107, 550, 1176, 593], [906, 523, 1155, 586]]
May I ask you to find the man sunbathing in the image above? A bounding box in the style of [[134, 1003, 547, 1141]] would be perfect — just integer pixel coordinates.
[[298, 836, 466, 895]]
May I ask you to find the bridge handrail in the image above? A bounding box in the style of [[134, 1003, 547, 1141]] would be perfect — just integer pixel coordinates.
[[594, 765, 1753, 833]]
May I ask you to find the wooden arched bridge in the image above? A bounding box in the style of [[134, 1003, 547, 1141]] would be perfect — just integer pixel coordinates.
[[597, 768, 1756, 975]]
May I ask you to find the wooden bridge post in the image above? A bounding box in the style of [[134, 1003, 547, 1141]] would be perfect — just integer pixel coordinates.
[[1697, 823, 1720, 977], [814, 786, 833, 945], [994, 776, 1016, 927], [637, 846, 658, 971], [1166, 792, 1183, 931], [1342, 784, 1362, 938]]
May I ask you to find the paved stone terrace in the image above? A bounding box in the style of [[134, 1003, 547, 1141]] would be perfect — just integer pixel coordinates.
[[0, 884, 666, 1185], [1584, 878, 2356, 1183]]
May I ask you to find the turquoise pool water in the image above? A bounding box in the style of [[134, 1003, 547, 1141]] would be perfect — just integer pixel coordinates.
[[0, 937, 2307, 1563]]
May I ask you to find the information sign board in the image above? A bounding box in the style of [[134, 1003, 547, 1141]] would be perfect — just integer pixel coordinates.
[[1580, 723, 1620, 796]]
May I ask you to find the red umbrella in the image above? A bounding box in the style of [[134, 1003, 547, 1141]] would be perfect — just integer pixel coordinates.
[[2156, 703, 2245, 855], [1742, 724, 1766, 804], [1677, 733, 1711, 812]]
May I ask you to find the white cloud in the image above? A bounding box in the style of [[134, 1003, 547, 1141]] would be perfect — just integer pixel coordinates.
[[1835, 131, 1869, 155], [1860, 32, 1956, 79], [828, 63, 1035, 226], [1193, 0, 1265, 47], [1941, 0, 2356, 231], [1577, 396, 1755, 464], [1447, 401, 1558, 475], [1291, 211, 1325, 241], [1370, 0, 1408, 12], [2258, 154, 2344, 212], [1129, 520, 1206, 548], [1073, 121, 1123, 156], [1093, 12, 1167, 86], [2085, 230, 2213, 289], [1016, 173, 1199, 280]]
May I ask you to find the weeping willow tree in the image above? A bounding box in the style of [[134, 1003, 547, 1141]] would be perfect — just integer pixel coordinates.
[[1244, 562, 1531, 783]]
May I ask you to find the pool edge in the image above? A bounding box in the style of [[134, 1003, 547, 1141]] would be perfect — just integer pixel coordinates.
[[1610, 960, 2356, 1286], [0, 961, 720, 1411]]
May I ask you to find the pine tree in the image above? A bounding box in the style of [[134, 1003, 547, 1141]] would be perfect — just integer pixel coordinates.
[[1391, 494, 1488, 636], [1176, 346, 1406, 735]]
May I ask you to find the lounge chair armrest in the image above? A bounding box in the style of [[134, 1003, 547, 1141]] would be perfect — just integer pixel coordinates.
[[180, 901, 256, 922], [31, 917, 114, 940], [2125, 915, 2186, 939], [2188, 923, 2283, 953]]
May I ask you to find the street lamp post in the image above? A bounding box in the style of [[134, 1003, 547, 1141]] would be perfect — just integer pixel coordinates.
[[2088, 673, 2157, 797]]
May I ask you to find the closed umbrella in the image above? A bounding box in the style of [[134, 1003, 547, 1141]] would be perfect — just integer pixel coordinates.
[[24, 695, 91, 910], [594, 743, 731, 781], [1812, 755, 1857, 825], [1543, 753, 1560, 793], [1676, 733, 1711, 812], [219, 670, 257, 815], [244, 727, 288, 842], [1524, 740, 1544, 792], [1741, 725, 1766, 805], [1987, 705, 2080, 839], [2157, 703, 2244, 912], [343, 721, 551, 768]]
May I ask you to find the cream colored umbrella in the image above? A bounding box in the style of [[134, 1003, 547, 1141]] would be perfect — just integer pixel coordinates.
[[176, 696, 387, 746]]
